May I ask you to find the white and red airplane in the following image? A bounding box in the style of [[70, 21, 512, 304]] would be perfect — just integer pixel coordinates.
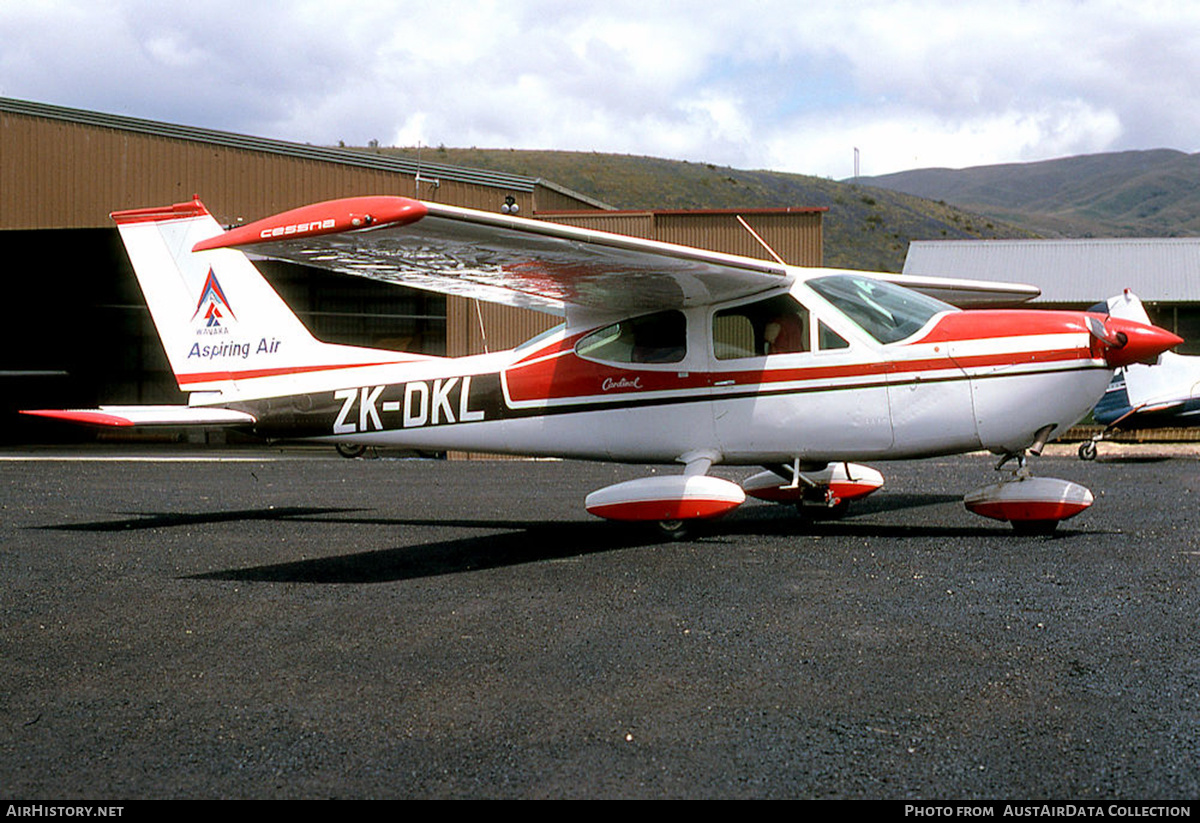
[[23, 196, 1182, 535], [1077, 289, 1200, 460]]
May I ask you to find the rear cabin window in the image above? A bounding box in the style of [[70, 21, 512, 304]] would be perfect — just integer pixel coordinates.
[[575, 310, 687, 364], [713, 295, 811, 360]]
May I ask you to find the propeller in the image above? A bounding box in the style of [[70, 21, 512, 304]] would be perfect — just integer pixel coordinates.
[[1086, 315, 1126, 349], [1087, 314, 1182, 368]]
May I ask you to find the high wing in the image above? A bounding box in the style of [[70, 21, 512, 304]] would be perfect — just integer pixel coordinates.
[[193, 196, 1039, 320], [196, 198, 788, 320]]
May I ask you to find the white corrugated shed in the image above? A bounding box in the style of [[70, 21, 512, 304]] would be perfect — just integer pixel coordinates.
[[903, 238, 1200, 303]]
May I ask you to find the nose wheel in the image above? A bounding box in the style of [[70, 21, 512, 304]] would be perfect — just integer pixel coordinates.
[[964, 451, 1094, 534], [1010, 518, 1062, 536], [655, 519, 692, 540]]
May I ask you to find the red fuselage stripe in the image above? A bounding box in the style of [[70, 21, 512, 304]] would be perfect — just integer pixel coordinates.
[[176, 361, 409, 385], [503, 347, 1098, 403]]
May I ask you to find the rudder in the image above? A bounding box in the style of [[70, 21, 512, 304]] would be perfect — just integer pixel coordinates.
[[112, 198, 415, 397]]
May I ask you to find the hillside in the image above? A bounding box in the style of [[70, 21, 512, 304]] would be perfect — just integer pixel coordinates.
[[374, 147, 1031, 272], [858, 149, 1200, 238]]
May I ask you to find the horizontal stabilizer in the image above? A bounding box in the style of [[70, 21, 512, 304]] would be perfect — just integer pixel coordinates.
[[21, 407, 256, 427]]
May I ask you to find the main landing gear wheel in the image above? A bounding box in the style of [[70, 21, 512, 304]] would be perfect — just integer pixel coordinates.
[[1010, 519, 1060, 536], [655, 519, 693, 541], [335, 443, 367, 459], [964, 452, 1093, 534], [796, 499, 851, 520], [828, 498, 850, 519], [796, 489, 850, 520], [1078, 440, 1098, 461]]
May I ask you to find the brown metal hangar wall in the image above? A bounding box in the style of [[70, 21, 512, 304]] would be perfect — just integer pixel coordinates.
[[0, 100, 582, 443], [651, 210, 824, 267], [1, 98, 828, 448], [0, 110, 543, 228], [538, 209, 825, 266]]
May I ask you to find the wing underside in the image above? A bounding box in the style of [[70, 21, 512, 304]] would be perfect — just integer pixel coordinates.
[[209, 199, 791, 318], [195, 196, 1040, 316]]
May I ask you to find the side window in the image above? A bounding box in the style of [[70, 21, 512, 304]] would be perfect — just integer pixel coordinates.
[[819, 321, 850, 350], [575, 310, 687, 364], [713, 295, 810, 360]]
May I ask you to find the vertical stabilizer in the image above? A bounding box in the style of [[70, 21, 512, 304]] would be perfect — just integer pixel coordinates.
[[1105, 290, 1198, 408], [112, 198, 417, 397], [1106, 290, 1153, 326]]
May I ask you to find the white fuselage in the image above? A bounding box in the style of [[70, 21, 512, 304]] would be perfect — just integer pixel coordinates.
[[230, 281, 1113, 466]]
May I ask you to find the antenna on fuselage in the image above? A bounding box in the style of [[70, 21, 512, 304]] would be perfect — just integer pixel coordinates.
[[735, 215, 787, 266], [474, 299, 490, 354], [414, 141, 440, 196]]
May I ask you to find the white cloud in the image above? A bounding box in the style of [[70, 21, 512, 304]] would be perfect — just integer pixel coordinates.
[[2, 0, 1199, 177]]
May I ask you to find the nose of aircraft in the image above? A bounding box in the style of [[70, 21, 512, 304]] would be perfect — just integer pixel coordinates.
[[1094, 315, 1184, 368]]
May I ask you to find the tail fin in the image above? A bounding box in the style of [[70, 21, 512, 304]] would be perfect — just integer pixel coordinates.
[[1104, 290, 1199, 408], [112, 198, 418, 398], [1106, 290, 1153, 326]]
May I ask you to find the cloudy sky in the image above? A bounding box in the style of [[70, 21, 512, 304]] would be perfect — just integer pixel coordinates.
[[1, 0, 1197, 178]]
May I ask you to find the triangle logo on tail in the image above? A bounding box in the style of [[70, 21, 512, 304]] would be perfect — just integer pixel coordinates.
[[191, 269, 236, 329]]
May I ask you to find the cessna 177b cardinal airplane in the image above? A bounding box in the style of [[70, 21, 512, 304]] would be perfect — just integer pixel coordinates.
[[1078, 290, 1200, 460], [23, 196, 1183, 535]]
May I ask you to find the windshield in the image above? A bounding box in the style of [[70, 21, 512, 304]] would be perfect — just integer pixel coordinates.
[[806, 275, 957, 344]]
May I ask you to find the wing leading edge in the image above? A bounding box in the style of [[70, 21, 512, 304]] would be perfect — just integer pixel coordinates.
[[194, 197, 791, 318], [193, 195, 1040, 317]]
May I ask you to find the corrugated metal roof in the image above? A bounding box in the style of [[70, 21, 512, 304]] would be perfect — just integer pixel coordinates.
[[538, 207, 828, 216], [904, 238, 1200, 302], [534, 179, 614, 211], [0, 96, 543, 193]]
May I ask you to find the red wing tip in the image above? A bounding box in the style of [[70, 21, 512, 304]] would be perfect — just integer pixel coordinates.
[[191, 195, 428, 252], [21, 409, 133, 427]]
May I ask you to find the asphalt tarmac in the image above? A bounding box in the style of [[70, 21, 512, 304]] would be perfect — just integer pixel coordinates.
[[1, 446, 1197, 799]]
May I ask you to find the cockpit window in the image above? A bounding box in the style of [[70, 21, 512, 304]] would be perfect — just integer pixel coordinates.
[[576, 310, 687, 364], [806, 275, 957, 344], [713, 295, 810, 360]]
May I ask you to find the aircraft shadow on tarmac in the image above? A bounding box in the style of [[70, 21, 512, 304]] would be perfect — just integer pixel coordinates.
[[1094, 455, 1175, 464], [38, 506, 366, 531], [37, 492, 1096, 584]]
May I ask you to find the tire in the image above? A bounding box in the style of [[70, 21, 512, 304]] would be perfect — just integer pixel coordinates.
[[655, 519, 692, 541], [796, 498, 850, 520], [335, 442, 367, 459], [1011, 519, 1059, 536], [1078, 441, 1098, 461]]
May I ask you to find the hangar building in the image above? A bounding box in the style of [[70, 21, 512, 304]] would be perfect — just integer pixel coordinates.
[[0, 97, 825, 442], [904, 238, 1200, 354]]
